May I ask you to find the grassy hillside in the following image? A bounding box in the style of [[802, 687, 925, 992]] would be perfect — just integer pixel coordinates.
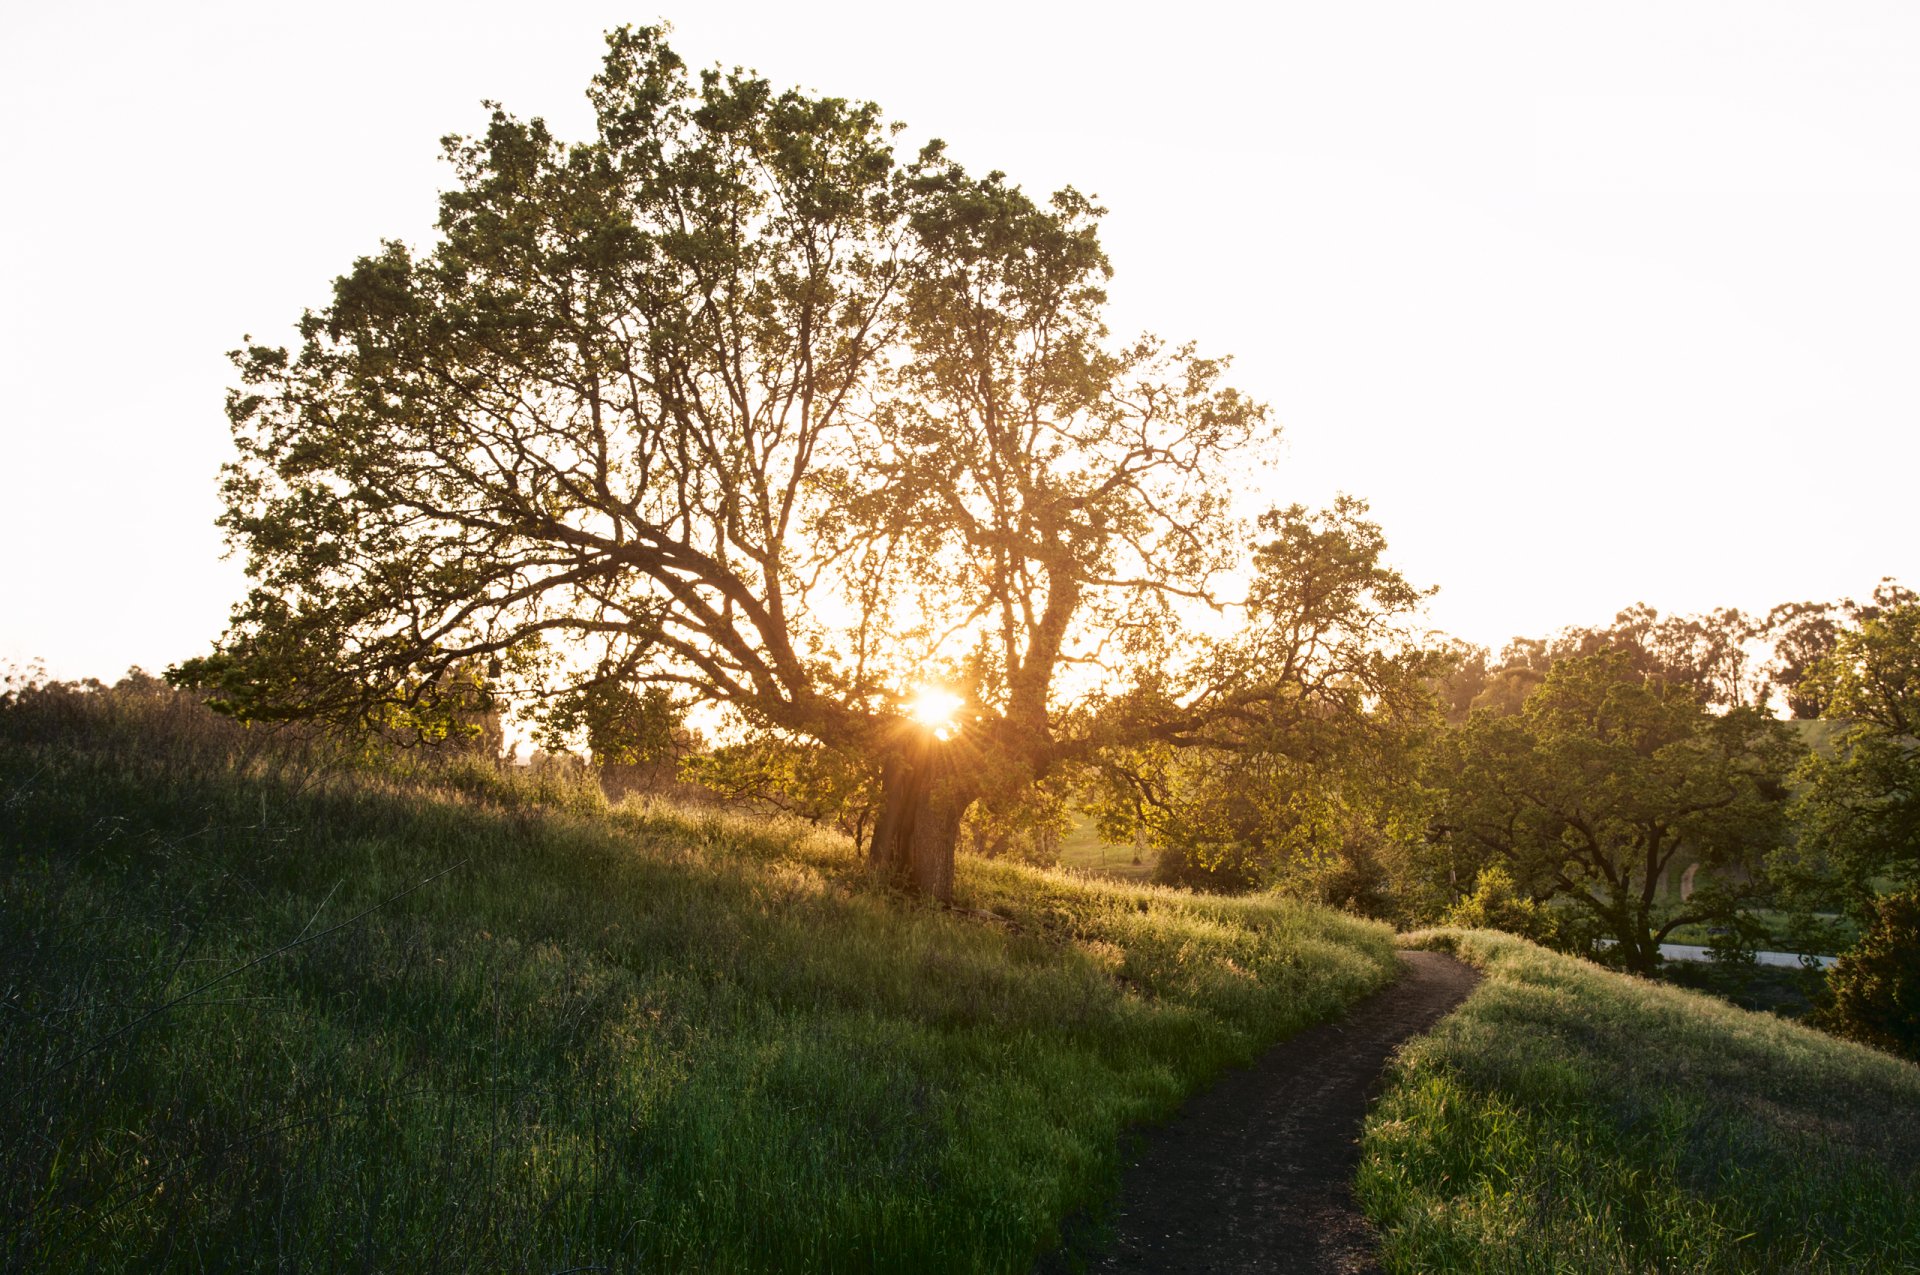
[[1360, 928, 1920, 1273], [0, 678, 1398, 1272]]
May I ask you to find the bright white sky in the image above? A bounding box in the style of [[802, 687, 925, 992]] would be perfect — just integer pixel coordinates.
[[4, 1, 1917, 681]]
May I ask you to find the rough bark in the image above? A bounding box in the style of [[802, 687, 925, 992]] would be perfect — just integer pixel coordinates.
[[867, 730, 973, 903]]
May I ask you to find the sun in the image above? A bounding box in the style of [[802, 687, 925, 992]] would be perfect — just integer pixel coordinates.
[[908, 686, 965, 739]]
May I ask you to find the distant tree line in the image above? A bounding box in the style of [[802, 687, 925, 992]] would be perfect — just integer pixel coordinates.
[[1408, 583, 1920, 960]]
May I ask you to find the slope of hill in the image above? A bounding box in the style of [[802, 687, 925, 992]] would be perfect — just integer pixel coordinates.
[[0, 677, 1398, 1272], [1361, 928, 1920, 1273]]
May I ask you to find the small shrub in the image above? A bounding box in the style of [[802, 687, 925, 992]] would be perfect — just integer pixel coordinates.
[[1443, 865, 1554, 944], [1821, 888, 1920, 1062]]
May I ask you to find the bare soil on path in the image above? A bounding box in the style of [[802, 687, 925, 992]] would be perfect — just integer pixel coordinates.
[[1051, 950, 1480, 1275]]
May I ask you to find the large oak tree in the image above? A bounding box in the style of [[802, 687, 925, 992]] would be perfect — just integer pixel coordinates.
[[176, 27, 1270, 901]]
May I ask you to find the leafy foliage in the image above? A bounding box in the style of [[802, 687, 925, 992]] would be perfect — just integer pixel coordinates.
[[1444, 603, 1770, 719], [1421, 652, 1801, 970], [171, 24, 1275, 898], [682, 732, 881, 846], [539, 682, 685, 767], [1821, 889, 1920, 1062], [1760, 581, 1916, 720], [960, 774, 1073, 865], [1086, 498, 1439, 905], [1441, 865, 1555, 944], [1783, 601, 1920, 913]]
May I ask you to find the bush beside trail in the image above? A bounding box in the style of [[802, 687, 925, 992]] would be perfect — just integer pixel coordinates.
[[1821, 888, 1920, 1063]]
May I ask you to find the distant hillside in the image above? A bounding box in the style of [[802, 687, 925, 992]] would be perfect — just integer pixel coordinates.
[[1056, 814, 1156, 883], [0, 677, 1397, 1272], [1790, 714, 1854, 756]]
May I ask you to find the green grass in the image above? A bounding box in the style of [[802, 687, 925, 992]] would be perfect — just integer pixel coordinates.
[[1654, 961, 1823, 1021], [1360, 928, 1920, 1273], [1661, 908, 1857, 952], [1054, 816, 1155, 882], [0, 679, 1397, 1271]]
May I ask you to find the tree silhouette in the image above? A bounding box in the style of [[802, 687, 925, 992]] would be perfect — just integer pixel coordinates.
[[174, 26, 1269, 900]]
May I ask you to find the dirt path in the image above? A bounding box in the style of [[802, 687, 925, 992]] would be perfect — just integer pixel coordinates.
[[1059, 950, 1479, 1275]]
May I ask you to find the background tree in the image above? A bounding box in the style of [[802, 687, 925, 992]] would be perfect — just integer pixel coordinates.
[[1818, 888, 1920, 1063], [1441, 864, 1557, 945], [541, 681, 696, 797], [1546, 604, 1764, 710], [1087, 498, 1439, 908], [1429, 640, 1492, 726], [171, 26, 1269, 902], [1423, 652, 1800, 971], [1457, 604, 1768, 720], [960, 775, 1074, 866], [1762, 599, 1851, 719], [683, 734, 882, 847], [1466, 647, 1548, 718], [1759, 582, 1914, 719], [1646, 606, 1765, 710], [1784, 601, 1920, 914]]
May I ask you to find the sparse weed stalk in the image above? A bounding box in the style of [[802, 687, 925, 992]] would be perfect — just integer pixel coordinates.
[[0, 678, 1398, 1271]]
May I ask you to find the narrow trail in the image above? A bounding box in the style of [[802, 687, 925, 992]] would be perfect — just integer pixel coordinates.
[[1062, 950, 1480, 1275]]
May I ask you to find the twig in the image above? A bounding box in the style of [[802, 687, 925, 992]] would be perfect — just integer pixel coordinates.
[[2, 761, 50, 810]]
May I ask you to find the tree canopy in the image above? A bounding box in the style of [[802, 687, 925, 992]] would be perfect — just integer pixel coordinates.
[[1088, 497, 1439, 901], [1423, 652, 1801, 971], [1785, 601, 1920, 914], [1440, 604, 1770, 720], [174, 25, 1278, 900]]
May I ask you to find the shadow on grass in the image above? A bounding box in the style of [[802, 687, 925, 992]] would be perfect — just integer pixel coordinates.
[[1, 683, 1397, 1272], [1362, 928, 1920, 1274]]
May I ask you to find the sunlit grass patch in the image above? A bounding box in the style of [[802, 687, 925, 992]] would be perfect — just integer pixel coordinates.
[[1054, 814, 1155, 882], [1360, 928, 1920, 1273]]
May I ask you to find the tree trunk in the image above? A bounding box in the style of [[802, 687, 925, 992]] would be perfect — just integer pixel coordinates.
[[1623, 935, 1659, 974], [1588, 894, 1661, 973], [1619, 902, 1661, 973], [868, 730, 972, 903]]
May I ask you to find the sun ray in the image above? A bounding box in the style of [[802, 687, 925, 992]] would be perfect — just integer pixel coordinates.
[[907, 686, 964, 739]]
